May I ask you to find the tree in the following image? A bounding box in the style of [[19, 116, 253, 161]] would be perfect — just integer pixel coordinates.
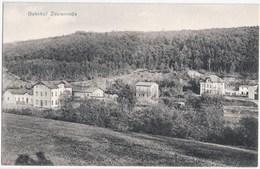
[[186, 94, 225, 141], [106, 80, 136, 111]]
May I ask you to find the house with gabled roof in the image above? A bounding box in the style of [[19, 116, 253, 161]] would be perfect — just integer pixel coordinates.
[[73, 86, 104, 99], [3, 88, 33, 108], [200, 75, 225, 95], [136, 82, 159, 100], [33, 80, 72, 109]]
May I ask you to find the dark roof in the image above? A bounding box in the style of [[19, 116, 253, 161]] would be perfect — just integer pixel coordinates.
[[34, 80, 72, 89], [6, 88, 33, 95], [73, 86, 102, 93], [136, 82, 158, 86], [203, 75, 223, 83]]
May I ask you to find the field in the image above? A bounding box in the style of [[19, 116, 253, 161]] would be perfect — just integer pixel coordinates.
[[2, 113, 257, 166], [223, 96, 258, 125]]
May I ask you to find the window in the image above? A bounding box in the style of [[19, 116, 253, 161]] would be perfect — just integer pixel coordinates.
[[36, 91, 38, 96], [41, 92, 43, 96], [18, 97, 20, 102], [52, 92, 53, 97], [36, 100, 38, 105], [55, 100, 58, 105], [45, 100, 47, 105], [52, 100, 53, 105], [55, 91, 57, 96], [45, 92, 47, 96], [7, 97, 9, 101]]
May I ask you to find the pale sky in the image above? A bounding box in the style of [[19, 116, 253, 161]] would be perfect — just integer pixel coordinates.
[[3, 3, 259, 43]]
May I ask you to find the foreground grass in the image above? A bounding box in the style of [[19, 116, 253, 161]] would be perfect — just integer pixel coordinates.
[[2, 113, 257, 166]]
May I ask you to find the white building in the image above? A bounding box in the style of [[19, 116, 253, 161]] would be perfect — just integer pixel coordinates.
[[200, 75, 225, 95], [238, 85, 250, 96], [3, 89, 33, 108], [136, 82, 159, 100], [225, 88, 240, 96], [248, 85, 258, 100], [33, 80, 72, 109], [73, 87, 104, 99]]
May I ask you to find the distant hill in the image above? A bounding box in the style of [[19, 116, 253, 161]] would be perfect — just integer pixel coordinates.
[[3, 26, 259, 81], [2, 113, 257, 166]]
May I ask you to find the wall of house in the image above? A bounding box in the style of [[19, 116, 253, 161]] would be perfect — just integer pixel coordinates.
[[136, 85, 151, 98], [33, 84, 52, 108], [239, 87, 249, 95], [151, 84, 159, 99], [15, 93, 33, 105], [200, 82, 225, 95], [3, 91, 33, 108], [50, 86, 72, 108], [74, 89, 104, 99], [136, 84, 159, 100], [248, 87, 258, 100], [3, 91, 16, 104], [74, 92, 91, 99]]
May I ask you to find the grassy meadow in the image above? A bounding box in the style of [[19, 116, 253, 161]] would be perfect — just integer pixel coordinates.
[[2, 113, 257, 166]]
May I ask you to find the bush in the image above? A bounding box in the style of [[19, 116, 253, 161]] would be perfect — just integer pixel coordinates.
[[237, 117, 258, 148], [130, 105, 174, 136], [4, 108, 33, 116]]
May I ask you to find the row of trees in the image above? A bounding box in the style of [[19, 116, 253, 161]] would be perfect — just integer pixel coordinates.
[[3, 26, 258, 81]]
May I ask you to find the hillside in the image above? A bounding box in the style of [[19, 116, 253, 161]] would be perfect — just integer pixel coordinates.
[[3, 26, 259, 81], [2, 68, 33, 90], [2, 113, 257, 166], [71, 69, 187, 90]]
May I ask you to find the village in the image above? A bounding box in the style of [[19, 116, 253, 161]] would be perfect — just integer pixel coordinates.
[[3, 72, 258, 110]]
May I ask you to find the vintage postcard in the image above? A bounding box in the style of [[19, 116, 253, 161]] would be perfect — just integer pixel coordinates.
[[1, 2, 259, 167]]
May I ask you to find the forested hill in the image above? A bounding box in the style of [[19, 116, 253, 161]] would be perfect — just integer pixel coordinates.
[[3, 26, 259, 81]]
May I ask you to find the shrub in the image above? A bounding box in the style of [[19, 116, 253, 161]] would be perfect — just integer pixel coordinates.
[[4, 108, 33, 116], [237, 116, 258, 148]]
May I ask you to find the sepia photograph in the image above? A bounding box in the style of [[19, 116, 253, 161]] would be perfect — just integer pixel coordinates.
[[1, 2, 259, 167]]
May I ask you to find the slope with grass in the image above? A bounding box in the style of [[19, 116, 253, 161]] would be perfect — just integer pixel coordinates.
[[2, 113, 257, 166]]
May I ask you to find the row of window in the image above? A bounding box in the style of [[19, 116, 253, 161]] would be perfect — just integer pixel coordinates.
[[35, 99, 59, 106], [201, 89, 221, 94], [94, 93, 102, 96], [10, 97, 33, 104], [201, 83, 223, 88], [138, 94, 150, 97], [35, 91, 63, 97]]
